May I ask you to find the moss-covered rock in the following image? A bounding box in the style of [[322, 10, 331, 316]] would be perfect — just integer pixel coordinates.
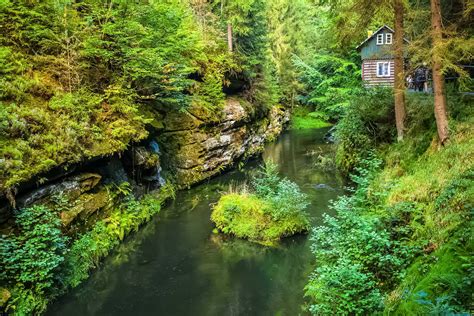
[[0, 93, 149, 192], [60, 188, 111, 227]]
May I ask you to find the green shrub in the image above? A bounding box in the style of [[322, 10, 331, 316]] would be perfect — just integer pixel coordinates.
[[305, 156, 416, 315], [0, 205, 68, 314], [335, 88, 395, 173], [0, 205, 67, 293], [253, 162, 310, 221], [306, 260, 383, 315], [211, 161, 310, 244]]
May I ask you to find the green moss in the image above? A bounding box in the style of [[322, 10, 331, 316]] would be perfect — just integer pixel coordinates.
[[290, 109, 331, 130], [211, 193, 309, 245], [0, 91, 149, 191]]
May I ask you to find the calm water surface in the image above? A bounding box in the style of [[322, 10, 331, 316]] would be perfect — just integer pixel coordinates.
[[48, 128, 345, 316]]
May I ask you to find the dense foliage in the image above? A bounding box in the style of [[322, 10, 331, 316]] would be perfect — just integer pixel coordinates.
[[335, 88, 395, 173], [0, 0, 313, 191], [294, 54, 361, 121], [306, 157, 416, 314], [306, 93, 474, 314], [0, 205, 67, 313], [211, 162, 310, 244], [0, 0, 472, 315]]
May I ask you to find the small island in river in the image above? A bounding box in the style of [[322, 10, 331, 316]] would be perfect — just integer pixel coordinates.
[[211, 161, 310, 245]]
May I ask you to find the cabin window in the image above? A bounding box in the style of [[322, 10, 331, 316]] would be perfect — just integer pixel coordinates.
[[386, 33, 393, 44], [377, 62, 391, 77], [376, 34, 384, 45]]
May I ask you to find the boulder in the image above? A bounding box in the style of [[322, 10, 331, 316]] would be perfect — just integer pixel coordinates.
[[60, 188, 111, 226], [15, 173, 102, 210]]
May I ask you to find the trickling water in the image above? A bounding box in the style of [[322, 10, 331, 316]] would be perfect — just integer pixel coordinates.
[[148, 140, 161, 155], [47, 128, 344, 316], [142, 140, 165, 186]]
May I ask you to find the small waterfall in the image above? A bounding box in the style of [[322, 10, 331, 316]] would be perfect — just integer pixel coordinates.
[[149, 140, 161, 154], [142, 140, 166, 187]]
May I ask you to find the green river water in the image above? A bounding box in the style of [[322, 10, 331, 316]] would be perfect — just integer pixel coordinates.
[[47, 127, 345, 316]]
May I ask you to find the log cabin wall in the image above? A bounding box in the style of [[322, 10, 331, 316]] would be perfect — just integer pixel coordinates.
[[362, 59, 395, 87]]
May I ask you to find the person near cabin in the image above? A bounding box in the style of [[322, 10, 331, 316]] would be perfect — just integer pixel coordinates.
[[406, 74, 414, 89], [414, 67, 426, 92]]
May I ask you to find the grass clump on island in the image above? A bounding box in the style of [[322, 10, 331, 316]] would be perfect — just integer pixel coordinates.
[[211, 161, 310, 245]]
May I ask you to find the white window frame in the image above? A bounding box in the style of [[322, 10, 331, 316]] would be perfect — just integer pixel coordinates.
[[386, 33, 393, 44], [376, 61, 391, 77], [376, 34, 384, 45]]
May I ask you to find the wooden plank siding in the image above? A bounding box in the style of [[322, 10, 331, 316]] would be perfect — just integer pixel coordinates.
[[362, 59, 395, 87]]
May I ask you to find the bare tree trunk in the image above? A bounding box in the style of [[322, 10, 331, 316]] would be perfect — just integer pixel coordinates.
[[227, 23, 233, 52], [393, 0, 406, 141], [430, 0, 449, 145]]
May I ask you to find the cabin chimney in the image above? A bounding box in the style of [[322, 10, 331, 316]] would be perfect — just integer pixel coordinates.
[[367, 30, 373, 38]]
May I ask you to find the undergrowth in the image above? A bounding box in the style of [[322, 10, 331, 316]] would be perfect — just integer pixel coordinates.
[[290, 107, 332, 130], [0, 182, 175, 315], [306, 93, 474, 314]]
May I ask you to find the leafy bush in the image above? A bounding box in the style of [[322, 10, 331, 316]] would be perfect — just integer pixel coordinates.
[[253, 161, 310, 221], [335, 88, 395, 173], [294, 54, 362, 121], [0, 205, 68, 314], [211, 161, 310, 244], [305, 156, 416, 314], [306, 260, 383, 315], [0, 205, 67, 293]]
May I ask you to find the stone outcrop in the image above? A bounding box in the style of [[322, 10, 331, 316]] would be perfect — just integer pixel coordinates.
[[60, 188, 111, 227], [158, 97, 289, 187], [0, 97, 288, 229], [0, 173, 112, 231]]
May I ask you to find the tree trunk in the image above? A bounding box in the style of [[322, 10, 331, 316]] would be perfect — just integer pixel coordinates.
[[393, 0, 406, 141], [227, 23, 233, 52], [430, 0, 449, 145]]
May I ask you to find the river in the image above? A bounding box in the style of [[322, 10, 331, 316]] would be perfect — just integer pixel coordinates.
[[47, 127, 344, 316]]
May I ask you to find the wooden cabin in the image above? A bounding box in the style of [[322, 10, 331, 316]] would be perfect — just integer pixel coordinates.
[[356, 25, 408, 87]]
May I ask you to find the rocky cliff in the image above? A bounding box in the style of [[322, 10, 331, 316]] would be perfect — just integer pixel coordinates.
[[0, 98, 288, 231], [158, 98, 289, 187]]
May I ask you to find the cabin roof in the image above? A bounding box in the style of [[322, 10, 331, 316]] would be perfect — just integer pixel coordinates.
[[356, 25, 409, 50]]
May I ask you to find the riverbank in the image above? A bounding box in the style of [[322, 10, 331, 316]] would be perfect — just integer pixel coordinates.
[[305, 93, 474, 314]]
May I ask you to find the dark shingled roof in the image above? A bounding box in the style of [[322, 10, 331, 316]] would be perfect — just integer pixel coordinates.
[[356, 25, 409, 50]]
